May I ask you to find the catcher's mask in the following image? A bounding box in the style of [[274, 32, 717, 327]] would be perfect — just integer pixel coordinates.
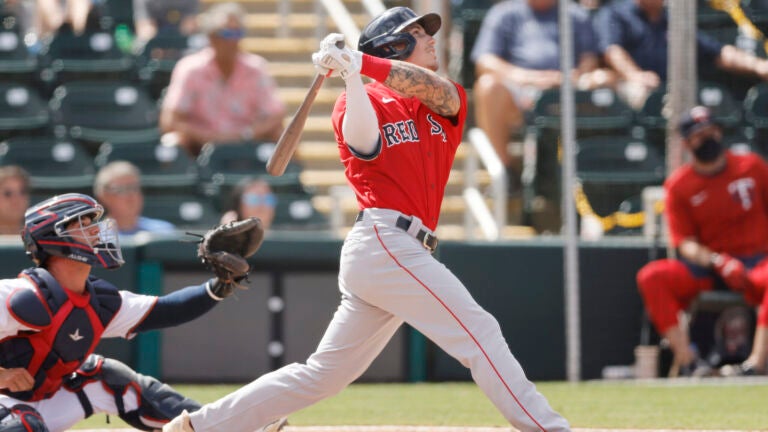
[[358, 6, 441, 60], [22, 193, 124, 269]]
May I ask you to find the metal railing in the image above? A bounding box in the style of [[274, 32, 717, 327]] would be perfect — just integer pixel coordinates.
[[464, 128, 507, 240]]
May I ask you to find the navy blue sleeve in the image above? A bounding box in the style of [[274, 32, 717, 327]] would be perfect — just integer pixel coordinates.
[[470, 3, 513, 63], [133, 281, 219, 332], [593, 6, 622, 54], [696, 31, 724, 65], [573, 6, 598, 57]]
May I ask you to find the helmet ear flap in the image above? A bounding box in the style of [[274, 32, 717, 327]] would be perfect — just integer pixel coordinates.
[[22, 228, 43, 266]]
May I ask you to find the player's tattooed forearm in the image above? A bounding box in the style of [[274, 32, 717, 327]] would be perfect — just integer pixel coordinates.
[[385, 62, 460, 117]]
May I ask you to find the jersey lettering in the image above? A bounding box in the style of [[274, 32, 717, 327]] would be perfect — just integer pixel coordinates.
[[426, 114, 447, 143], [728, 177, 756, 210], [382, 120, 419, 147]]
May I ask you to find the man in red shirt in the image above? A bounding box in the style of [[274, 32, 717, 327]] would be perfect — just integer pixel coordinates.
[[164, 7, 569, 432], [637, 106, 768, 376]]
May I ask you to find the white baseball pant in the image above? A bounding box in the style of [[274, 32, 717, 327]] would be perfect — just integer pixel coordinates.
[[189, 208, 571, 432]]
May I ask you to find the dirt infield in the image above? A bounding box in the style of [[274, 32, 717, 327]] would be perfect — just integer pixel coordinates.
[[78, 428, 758, 432]]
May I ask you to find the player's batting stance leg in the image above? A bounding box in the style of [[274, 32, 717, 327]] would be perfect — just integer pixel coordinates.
[[165, 7, 569, 432]]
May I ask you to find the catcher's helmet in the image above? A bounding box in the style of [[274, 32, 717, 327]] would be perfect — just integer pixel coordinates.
[[22, 193, 124, 269], [358, 7, 441, 60]]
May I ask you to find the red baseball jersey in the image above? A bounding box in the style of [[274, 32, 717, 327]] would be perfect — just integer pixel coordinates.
[[665, 151, 768, 256], [331, 81, 468, 231]]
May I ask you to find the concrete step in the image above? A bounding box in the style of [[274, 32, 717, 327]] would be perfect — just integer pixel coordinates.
[[242, 37, 319, 62], [244, 13, 370, 37], [204, 0, 365, 14], [277, 86, 340, 110]]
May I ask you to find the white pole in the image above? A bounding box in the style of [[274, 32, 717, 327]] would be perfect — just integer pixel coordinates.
[[559, 0, 580, 382]]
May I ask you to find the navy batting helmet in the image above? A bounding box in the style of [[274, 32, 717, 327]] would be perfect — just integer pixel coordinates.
[[358, 7, 441, 60], [22, 193, 124, 269]]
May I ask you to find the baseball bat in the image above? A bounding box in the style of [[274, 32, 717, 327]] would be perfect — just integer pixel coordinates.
[[267, 40, 345, 176], [266, 73, 326, 176], [710, 0, 768, 53]]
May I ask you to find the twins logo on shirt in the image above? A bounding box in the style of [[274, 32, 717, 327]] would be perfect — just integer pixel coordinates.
[[381, 115, 446, 147], [728, 177, 756, 210]]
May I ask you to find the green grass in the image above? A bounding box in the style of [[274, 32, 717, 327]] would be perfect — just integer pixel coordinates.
[[73, 380, 768, 430]]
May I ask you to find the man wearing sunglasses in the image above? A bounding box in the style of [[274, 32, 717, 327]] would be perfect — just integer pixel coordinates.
[[220, 178, 276, 230], [94, 161, 175, 238], [160, 2, 286, 157]]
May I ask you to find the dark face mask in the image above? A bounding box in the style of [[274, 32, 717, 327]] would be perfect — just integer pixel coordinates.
[[693, 137, 723, 163]]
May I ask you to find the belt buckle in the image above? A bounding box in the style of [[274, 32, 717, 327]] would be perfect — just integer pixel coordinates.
[[422, 231, 437, 253]]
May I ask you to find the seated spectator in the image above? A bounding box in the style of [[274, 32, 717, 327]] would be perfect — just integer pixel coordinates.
[[220, 177, 275, 230], [0, 165, 30, 236], [35, 0, 104, 37], [133, 0, 199, 43], [595, 0, 768, 109], [160, 2, 285, 157], [470, 0, 614, 193], [636, 106, 768, 377], [93, 161, 176, 237]]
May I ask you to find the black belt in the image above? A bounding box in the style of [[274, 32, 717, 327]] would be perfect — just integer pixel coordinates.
[[356, 211, 438, 252]]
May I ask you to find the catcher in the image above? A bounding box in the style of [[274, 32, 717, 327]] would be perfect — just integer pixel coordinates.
[[0, 193, 283, 432]]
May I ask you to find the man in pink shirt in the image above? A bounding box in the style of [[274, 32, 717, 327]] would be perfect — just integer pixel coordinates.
[[160, 2, 285, 156]]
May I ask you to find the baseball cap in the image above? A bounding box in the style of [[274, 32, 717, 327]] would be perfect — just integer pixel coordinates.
[[678, 106, 719, 139]]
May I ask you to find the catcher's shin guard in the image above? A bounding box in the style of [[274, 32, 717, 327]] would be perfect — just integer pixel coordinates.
[[0, 405, 48, 432], [65, 354, 201, 431]]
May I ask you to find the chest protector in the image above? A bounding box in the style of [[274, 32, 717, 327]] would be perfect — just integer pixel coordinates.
[[0, 268, 122, 401]]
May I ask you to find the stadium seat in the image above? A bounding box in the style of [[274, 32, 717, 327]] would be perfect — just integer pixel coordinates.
[[0, 17, 37, 84], [0, 135, 95, 194], [521, 87, 635, 230], [743, 82, 768, 155], [697, 0, 736, 29], [37, 28, 135, 92], [48, 80, 159, 152], [142, 193, 219, 230], [0, 83, 50, 140], [102, 0, 135, 30], [135, 32, 206, 99], [272, 192, 329, 231], [636, 82, 744, 153], [576, 135, 665, 218], [94, 140, 198, 193], [196, 141, 303, 199], [458, 7, 488, 88]]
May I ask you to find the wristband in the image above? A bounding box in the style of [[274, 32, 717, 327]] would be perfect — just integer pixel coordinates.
[[205, 279, 224, 301], [361, 54, 392, 82]]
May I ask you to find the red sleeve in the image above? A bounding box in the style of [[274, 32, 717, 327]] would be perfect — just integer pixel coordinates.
[[755, 155, 768, 217], [665, 177, 695, 248]]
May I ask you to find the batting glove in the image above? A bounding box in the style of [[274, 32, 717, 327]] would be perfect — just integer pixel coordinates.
[[711, 253, 749, 291], [312, 33, 361, 80]]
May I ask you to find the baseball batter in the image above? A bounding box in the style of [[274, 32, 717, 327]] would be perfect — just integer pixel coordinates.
[[164, 7, 570, 432]]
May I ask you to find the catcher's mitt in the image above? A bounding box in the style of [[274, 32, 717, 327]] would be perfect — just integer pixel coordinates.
[[197, 217, 265, 298]]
